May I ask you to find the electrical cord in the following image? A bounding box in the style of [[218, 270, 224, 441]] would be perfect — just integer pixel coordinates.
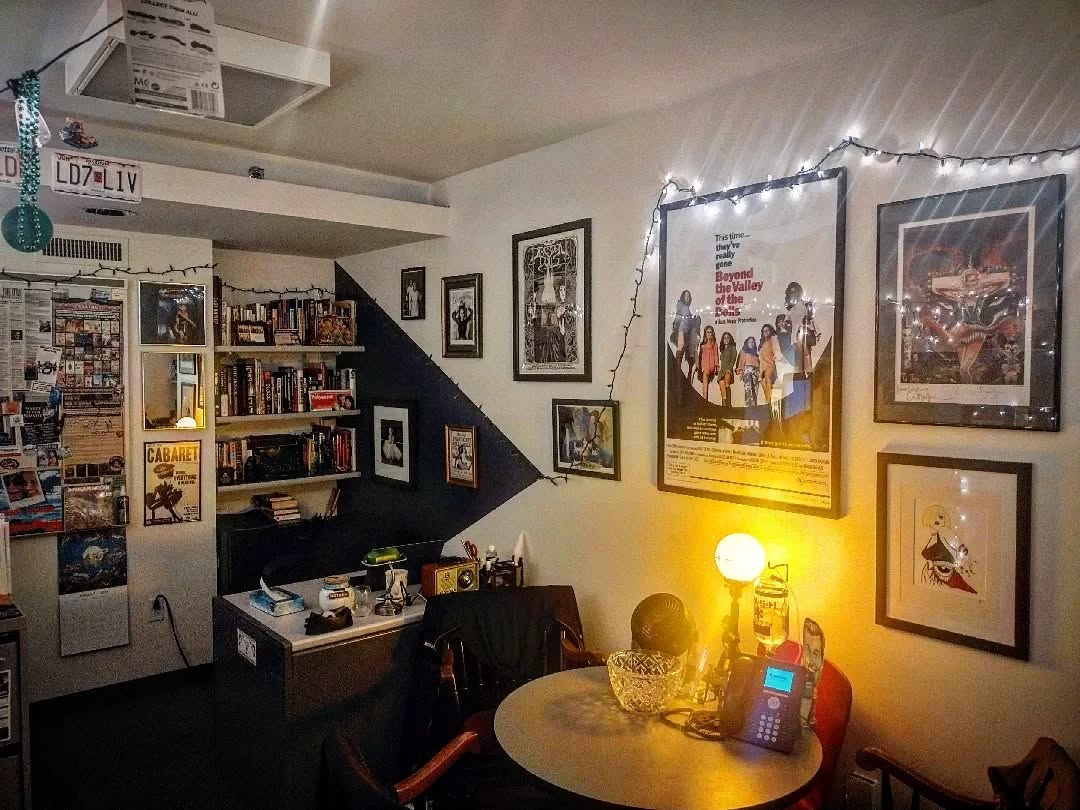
[[154, 594, 191, 669]]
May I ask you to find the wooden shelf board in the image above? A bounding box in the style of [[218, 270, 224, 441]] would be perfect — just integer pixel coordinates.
[[217, 471, 360, 495], [214, 345, 365, 354], [216, 410, 362, 425]]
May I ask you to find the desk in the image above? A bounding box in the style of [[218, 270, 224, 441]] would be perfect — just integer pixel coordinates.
[[213, 575, 425, 808], [495, 667, 822, 810]]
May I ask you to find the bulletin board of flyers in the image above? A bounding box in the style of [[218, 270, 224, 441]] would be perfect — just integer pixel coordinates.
[[0, 273, 127, 537]]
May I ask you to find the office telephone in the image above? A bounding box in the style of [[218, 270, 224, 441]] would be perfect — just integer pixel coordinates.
[[683, 654, 806, 753]]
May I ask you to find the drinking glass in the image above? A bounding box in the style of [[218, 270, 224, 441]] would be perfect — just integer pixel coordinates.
[[353, 585, 373, 618]]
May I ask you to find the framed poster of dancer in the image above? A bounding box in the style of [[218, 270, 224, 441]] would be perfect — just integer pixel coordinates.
[[876, 452, 1030, 659], [657, 168, 846, 518], [874, 175, 1064, 430]]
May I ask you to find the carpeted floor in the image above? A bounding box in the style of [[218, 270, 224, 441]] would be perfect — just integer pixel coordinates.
[[29, 665, 242, 810]]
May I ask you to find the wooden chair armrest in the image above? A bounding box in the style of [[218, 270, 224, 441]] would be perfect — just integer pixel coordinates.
[[562, 637, 606, 668], [855, 746, 996, 810], [394, 730, 480, 804]]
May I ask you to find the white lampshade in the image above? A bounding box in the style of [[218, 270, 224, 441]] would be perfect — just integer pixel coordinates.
[[714, 533, 766, 583], [175, 416, 197, 429]]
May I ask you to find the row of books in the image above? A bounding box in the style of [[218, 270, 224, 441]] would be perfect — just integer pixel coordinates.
[[215, 362, 357, 417], [216, 426, 356, 486], [213, 278, 357, 346]]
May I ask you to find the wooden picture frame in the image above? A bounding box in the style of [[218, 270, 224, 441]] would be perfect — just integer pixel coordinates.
[[551, 399, 620, 480], [401, 267, 426, 320], [513, 218, 592, 381], [444, 425, 478, 488], [442, 274, 483, 358], [876, 452, 1030, 659], [371, 401, 417, 488], [874, 175, 1064, 430]]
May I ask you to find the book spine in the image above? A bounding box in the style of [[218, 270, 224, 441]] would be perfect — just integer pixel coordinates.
[[213, 275, 222, 347]]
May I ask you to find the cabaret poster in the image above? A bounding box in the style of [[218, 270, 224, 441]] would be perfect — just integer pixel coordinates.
[[657, 168, 846, 517]]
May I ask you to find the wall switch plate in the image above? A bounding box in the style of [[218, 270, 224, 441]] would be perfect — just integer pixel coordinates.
[[150, 597, 165, 623]]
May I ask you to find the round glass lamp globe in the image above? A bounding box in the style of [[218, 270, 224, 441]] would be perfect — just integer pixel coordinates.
[[714, 533, 766, 583]]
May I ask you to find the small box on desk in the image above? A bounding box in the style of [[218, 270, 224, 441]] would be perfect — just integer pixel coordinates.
[[249, 587, 305, 617]]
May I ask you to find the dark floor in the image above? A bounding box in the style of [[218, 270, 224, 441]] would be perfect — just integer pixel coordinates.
[[30, 665, 242, 810]]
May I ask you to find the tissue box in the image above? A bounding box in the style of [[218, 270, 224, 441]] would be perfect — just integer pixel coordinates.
[[248, 587, 305, 617]]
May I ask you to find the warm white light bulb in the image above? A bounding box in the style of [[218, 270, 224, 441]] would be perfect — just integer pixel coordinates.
[[714, 533, 767, 583]]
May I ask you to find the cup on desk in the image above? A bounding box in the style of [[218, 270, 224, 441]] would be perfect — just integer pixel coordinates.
[[354, 585, 373, 618]]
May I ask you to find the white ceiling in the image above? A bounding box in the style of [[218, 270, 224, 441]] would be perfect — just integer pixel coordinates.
[[6, 0, 987, 183]]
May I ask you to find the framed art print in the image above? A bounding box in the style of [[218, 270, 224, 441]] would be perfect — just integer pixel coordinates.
[[139, 282, 206, 346], [513, 218, 592, 381], [551, 399, 620, 480], [401, 267, 426, 320], [657, 168, 846, 518], [875, 175, 1064, 430], [877, 453, 1030, 659], [445, 425, 478, 488], [442, 274, 483, 358], [372, 401, 416, 487], [144, 440, 202, 525]]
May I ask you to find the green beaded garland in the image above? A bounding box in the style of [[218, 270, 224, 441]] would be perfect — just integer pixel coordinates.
[[2, 203, 53, 253], [4, 71, 51, 253]]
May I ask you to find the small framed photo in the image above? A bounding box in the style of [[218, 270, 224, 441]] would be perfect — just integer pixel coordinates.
[[551, 399, 620, 480], [372, 401, 416, 487], [875, 175, 1064, 430], [179, 383, 196, 420], [139, 282, 206, 346], [442, 274, 483, 358], [877, 452, 1031, 659], [513, 218, 591, 381], [445, 425, 478, 488], [232, 320, 271, 346], [401, 267, 426, 320]]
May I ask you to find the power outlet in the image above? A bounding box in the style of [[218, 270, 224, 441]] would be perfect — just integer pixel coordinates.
[[150, 596, 165, 623]]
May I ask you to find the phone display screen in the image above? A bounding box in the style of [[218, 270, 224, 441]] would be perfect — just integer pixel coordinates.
[[763, 665, 795, 693]]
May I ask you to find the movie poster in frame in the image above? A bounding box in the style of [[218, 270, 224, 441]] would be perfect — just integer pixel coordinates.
[[874, 175, 1064, 430], [877, 453, 1030, 659], [657, 168, 846, 518], [513, 219, 591, 381]]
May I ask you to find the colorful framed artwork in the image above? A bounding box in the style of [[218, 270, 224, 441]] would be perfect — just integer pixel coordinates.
[[143, 440, 202, 525], [401, 267, 426, 321], [372, 401, 417, 488], [551, 399, 620, 480], [442, 274, 483, 358], [876, 452, 1031, 659], [657, 168, 846, 518], [445, 425, 478, 488], [874, 175, 1064, 430], [513, 218, 591, 381], [139, 282, 207, 347]]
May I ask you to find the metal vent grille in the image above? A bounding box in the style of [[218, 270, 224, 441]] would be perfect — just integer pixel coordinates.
[[42, 236, 125, 263]]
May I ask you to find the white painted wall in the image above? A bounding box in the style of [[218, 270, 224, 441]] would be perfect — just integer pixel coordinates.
[[338, 0, 1080, 797], [2, 226, 216, 701]]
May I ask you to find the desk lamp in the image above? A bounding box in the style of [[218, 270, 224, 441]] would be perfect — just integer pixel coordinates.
[[713, 532, 766, 673]]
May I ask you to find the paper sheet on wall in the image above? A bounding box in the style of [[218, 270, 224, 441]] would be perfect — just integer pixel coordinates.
[[57, 529, 129, 656]]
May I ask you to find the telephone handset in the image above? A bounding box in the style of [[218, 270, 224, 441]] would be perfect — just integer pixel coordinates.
[[719, 654, 806, 753]]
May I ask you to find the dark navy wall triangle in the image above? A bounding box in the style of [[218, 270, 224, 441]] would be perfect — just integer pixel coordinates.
[[333, 263, 542, 547]]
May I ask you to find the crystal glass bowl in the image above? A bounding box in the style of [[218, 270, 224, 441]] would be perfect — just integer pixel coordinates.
[[606, 649, 683, 714]]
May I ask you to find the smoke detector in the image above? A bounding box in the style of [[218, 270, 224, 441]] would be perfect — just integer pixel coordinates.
[[64, 0, 330, 128]]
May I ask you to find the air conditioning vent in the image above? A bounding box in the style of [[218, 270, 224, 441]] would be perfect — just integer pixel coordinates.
[[42, 235, 126, 264]]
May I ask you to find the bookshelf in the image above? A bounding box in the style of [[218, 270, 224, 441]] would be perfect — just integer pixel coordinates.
[[217, 471, 361, 495], [216, 409, 362, 426]]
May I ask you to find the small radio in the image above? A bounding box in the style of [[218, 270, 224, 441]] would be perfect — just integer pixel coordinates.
[[421, 558, 480, 597]]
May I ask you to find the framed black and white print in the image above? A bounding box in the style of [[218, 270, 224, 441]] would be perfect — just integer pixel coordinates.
[[139, 282, 206, 346], [551, 399, 620, 480], [877, 453, 1030, 659], [874, 175, 1064, 430], [372, 401, 417, 487], [401, 267, 426, 320], [442, 274, 483, 358], [513, 219, 591, 381]]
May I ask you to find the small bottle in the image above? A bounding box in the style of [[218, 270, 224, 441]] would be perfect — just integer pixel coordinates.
[[484, 545, 498, 570], [115, 482, 129, 525]]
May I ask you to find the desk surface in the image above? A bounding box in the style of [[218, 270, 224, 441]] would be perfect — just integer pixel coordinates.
[[495, 667, 823, 810], [221, 572, 425, 652]]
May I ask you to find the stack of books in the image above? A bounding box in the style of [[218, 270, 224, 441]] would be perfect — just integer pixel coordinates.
[[254, 492, 303, 524]]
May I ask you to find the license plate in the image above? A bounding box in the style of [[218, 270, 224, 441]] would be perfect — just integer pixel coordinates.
[[51, 150, 142, 203], [0, 143, 19, 187]]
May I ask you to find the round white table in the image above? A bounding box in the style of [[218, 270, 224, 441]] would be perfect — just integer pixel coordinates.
[[495, 667, 823, 810]]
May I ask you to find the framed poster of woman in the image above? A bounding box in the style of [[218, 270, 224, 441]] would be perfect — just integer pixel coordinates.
[[442, 274, 483, 358]]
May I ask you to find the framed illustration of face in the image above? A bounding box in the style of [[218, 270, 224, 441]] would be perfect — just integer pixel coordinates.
[[444, 425, 478, 488], [874, 175, 1064, 430], [513, 219, 592, 381], [550, 399, 620, 480], [876, 452, 1031, 659], [442, 274, 483, 358]]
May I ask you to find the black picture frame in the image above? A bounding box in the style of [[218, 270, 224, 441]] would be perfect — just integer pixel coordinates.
[[656, 168, 846, 518], [401, 267, 426, 321], [512, 218, 592, 382], [551, 399, 620, 481], [445, 424, 478, 489], [876, 452, 1031, 660], [442, 274, 483, 358], [874, 175, 1064, 430], [371, 400, 417, 488], [139, 281, 207, 347]]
